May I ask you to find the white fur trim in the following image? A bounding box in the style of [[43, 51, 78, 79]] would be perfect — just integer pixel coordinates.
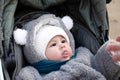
[[62, 16, 73, 30], [13, 28, 27, 45]]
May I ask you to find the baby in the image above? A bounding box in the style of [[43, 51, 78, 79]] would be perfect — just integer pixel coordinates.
[[14, 14, 120, 80]]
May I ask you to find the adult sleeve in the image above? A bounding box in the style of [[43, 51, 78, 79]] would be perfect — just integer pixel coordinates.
[[94, 41, 120, 80]]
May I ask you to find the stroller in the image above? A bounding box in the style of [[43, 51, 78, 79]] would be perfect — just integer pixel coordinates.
[[0, 0, 111, 80]]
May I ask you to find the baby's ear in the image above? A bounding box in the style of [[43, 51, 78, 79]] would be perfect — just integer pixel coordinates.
[[62, 16, 73, 30], [13, 28, 28, 45]]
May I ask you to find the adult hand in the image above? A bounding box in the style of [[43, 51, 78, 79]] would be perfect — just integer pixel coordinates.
[[106, 35, 120, 61]]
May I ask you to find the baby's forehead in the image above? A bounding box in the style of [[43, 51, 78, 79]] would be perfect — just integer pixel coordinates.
[[50, 35, 67, 42], [50, 35, 66, 41], [53, 35, 66, 38]]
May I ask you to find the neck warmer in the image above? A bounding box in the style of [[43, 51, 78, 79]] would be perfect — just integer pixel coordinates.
[[30, 52, 76, 74]]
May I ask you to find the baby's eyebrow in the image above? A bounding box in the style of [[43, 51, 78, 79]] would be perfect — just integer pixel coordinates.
[[48, 41, 56, 46], [50, 40, 57, 42]]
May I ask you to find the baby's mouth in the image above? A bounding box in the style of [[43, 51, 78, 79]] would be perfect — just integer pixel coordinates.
[[62, 50, 69, 58]]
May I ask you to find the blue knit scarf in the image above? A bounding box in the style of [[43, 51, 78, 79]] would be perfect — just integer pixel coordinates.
[[30, 52, 76, 74]]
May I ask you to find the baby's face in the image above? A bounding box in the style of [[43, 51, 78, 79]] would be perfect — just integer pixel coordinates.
[[45, 35, 73, 61]]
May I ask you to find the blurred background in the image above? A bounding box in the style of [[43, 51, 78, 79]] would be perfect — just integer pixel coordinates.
[[107, 0, 120, 39]]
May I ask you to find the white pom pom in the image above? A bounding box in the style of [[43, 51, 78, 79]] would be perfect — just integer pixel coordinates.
[[13, 28, 27, 45], [62, 16, 73, 30]]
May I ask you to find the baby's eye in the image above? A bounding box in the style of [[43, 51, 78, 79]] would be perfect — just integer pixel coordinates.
[[61, 40, 67, 43], [50, 43, 56, 47]]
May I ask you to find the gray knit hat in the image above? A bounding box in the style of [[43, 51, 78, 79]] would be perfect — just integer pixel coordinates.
[[14, 14, 75, 63]]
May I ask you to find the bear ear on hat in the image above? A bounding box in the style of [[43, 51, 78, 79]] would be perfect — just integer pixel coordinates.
[[13, 28, 28, 45], [61, 16, 73, 30]]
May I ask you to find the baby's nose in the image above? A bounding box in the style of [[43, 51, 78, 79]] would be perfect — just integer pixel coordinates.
[[60, 43, 65, 48]]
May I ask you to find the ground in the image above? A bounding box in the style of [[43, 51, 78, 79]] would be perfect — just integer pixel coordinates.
[[107, 0, 120, 39]]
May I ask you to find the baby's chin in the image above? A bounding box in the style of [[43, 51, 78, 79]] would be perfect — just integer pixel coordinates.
[[61, 57, 71, 61]]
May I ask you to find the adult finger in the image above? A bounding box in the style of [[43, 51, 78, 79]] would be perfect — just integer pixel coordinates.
[[112, 51, 120, 62], [116, 35, 120, 42], [106, 41, 120, 51]]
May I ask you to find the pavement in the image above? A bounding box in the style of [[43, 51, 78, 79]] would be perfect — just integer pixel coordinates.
[[107, 0, 120, 39]]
